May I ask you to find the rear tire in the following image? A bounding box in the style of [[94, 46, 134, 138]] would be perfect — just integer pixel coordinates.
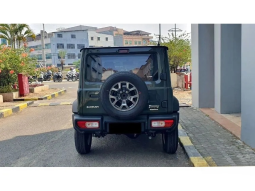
[[74, 130, 92, 154], [162, 127, 178, 154]]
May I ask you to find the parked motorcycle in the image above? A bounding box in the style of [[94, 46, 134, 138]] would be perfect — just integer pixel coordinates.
[[43, 70, 52, 81], [38, 72, 44, 82], [28, 75, 38, 84], [66, 71, 77, 81], [53, 71, 63, 82]]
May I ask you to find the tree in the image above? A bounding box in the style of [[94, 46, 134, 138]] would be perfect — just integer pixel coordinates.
[[15, 24, 36, 48], [161, 32, 191, 73], [58, 50, 66, 70], [0, 45, 37, 92], [73, 60, 80, 69], [0, 24, 35, 49], [0, 24, 16, 48]]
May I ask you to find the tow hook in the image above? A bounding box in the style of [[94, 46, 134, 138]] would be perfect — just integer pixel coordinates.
[[147, 132, 156, 139]]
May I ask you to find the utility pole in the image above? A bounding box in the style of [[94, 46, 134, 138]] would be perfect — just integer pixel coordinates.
[[41, 24, 46, 68], [156, 24, 161, 46], [168, 24, 182, 39]]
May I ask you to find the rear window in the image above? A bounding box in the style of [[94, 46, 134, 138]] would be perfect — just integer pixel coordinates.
[[85, 54, 158, 82]]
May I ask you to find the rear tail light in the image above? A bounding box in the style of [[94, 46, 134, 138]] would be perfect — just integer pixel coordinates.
[[77, 121, 99, 129], [151, 120, 174, 128]]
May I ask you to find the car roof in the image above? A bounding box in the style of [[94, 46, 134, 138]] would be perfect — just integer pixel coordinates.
[[80, 46, 168, 52]]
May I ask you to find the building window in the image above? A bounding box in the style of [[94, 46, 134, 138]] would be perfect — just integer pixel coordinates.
[[67, 44, 75, 49], [78, 53, 81, 59], [71, 34, 76, 38], [91, 37, 94, 40], [57, 43, 64, 49], [106, 37, 108, 41], [35, 45, 42, 50], [129, 40, 132, 45], [138, 41, 141, 45], [125, 40, 128, 45], [67, 53, 76, 59], [46, 53, 52, 59], [45, 43, 51, 49], [143, 40, 147, 45], [135, 41, 137, 45], [68, 63, 73, 65], [37, 54, 42, 60], [97, 37, 100, 41], [77, 44, 85, 49], [57, 34, 63, 38], [1, 39, 7, 45]]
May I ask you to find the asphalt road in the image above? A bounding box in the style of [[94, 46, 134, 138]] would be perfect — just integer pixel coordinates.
[[0, 81, 192, 167]]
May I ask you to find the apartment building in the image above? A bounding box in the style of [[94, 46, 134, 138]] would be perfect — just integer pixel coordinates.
[[96, 26, 153, 46], [25, 25, 114, 67]]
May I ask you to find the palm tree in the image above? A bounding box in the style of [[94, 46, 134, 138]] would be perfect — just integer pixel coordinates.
[[58, 50, 66, 70], [0, 24, 16, 48], [0, 24, 35, 49], [15, 24, 35, 48]]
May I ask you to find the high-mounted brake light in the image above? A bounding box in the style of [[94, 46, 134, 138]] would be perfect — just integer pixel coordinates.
[[118, 49, 129, 53], [151, 120, 174, 128], [77, 121, 99, 129]]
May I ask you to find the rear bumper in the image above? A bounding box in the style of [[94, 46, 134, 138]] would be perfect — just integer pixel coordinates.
[[72, 113, 179, 134]]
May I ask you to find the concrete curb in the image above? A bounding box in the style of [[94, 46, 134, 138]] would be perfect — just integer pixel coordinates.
[[178, 124, 212, 167], [30, 102, 72, 107], [13, 89, 67, 101], [0, 101, 34, 119], [38, 89, 67, 100]]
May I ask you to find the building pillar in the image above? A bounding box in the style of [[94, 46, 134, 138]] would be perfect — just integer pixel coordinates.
[[241, 24, 255, 148], [214, 24, 241, 114], [191, 24, 214, 108]]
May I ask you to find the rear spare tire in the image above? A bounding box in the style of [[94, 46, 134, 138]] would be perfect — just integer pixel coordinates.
[[99, 72, 148, 120]]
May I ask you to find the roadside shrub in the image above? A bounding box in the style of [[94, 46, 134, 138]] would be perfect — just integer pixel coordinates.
[[0, 45, 37, 91]]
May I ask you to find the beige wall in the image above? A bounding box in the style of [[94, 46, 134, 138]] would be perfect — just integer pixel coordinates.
[[171, 73, 178, 88], [123, 35, 152, 46]]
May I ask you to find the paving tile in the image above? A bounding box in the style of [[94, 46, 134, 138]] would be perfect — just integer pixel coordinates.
[[180, 107, 255, 166]]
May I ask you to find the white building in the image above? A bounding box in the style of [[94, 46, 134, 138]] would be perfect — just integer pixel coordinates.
[[25, 25, 114, 67]]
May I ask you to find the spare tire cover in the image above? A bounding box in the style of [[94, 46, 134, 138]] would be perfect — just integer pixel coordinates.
[[99, 71, 148, 120]]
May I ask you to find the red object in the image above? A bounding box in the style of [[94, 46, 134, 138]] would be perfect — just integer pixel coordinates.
[[13, 84, 18, 89], [18, 73, 29, 96], [118, 49, 129, 53], [77, 121, 100, 129], [10, 70, 14, 74], [151, 120, 174, 128], [184, 73, 192, 90]]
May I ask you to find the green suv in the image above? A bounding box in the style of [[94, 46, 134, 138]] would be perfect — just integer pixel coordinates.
[[72, 46, 180, 154]]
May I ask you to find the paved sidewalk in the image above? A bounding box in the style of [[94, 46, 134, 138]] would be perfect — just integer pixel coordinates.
[[179, 107, 255, 166]]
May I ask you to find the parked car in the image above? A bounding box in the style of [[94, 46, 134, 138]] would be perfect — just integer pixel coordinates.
[[72, 46, 180, 155], [176, 68, 188, 74]]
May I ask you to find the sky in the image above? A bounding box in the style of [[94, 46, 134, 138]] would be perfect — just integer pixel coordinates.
[[28, 24, 191, 40]]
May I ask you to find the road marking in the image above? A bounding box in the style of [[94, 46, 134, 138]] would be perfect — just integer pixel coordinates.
[[60, 102, 72, 105], [38, 103, 50, 106], [30, 102, 72, 107]]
